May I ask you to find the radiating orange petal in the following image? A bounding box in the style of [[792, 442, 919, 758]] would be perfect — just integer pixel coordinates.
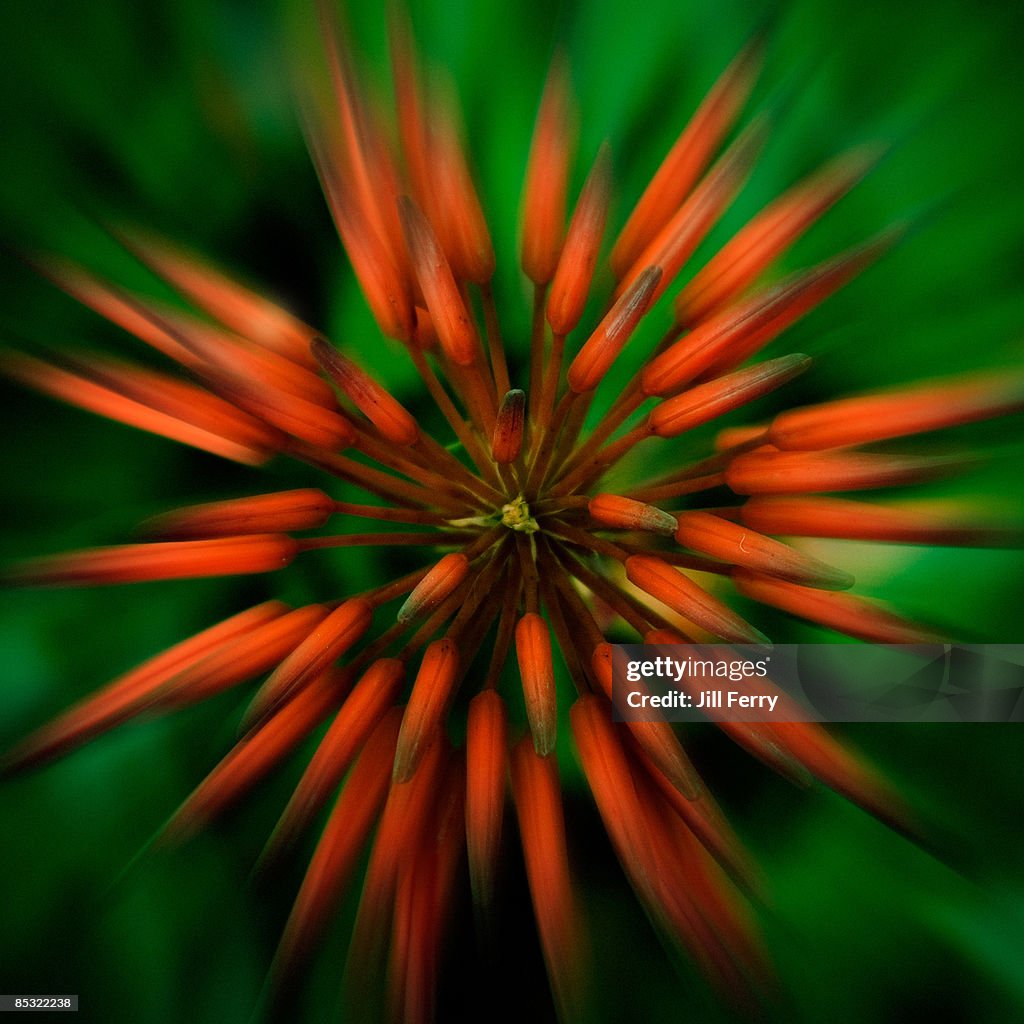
[[733, 570, 940, 642], [9, 535, 297, 587], [143, 489, 335, 539], [566, 267, 661, 393], [515, 613, 558, 755], [674, 510, 853, 588], [397, 554, 470, 624], [465, 690, 508, 911], [611, 39, 763, 277], [770, 370, 1024, 450], [521, 56, 575, 285], [589, 494, 678, 535], [649, 354, 811, 437], [626, 554, 769, 644], [509, 736, 587, 1022], [394, 638, 460, 782], [491, 388, 527, 464], [311, 337, 420, 445]]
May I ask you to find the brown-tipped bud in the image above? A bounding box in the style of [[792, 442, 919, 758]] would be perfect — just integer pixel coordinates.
[[649, 354, 811, 438], [724, 449, 966, 495], [246, 598, 374, 727], [611, 39, 764, 278], [515, 613, 558, 756], [143, 489, 335, 539], [674, 511, 854, 589], [394, 638, 460, 782], [8, 535, 297, 587], [677, 143, 884, 324], [0, 602, 287, 775], [491, 389, 527, 464], [616, 118, 766, 304], [0, 352, 274, 465], [465, 690, 508, 909], [311, 337, 419, 445], [547, 143, 612, 335], [269, 659, 406, 857], [271, 708, 401, 978], [164, 669, 343, 842], [739, 495, 1022, 547], [509, 737, 587, 1022], [589, 494, 678, 535], [397, 553, 470, 623], [521, 57, 575, 285], [399, 196, 479, 366], [769, 370, 1024, 451], [732, 571, 941, 644], [567, 266, 661, 393], [625, 554, 770, 645]]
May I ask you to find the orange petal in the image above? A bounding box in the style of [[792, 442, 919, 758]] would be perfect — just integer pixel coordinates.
[[547, 143, 612, 335], [164, 668, 346, 842], [589, 494, 678, 535], [611, 39, 763, 277], [271, 707, 401, 980], [143, 489, 335, 539], [311, 337, 419, 445], [509, 736, 587, 1021], [566, 267, 661, 393], [393, 638, 460, 782], [677, 144, 882, 323], [515, 613, 558, 756], [246, 598, 374, 726], [674, 510, 853, 588], [465, 690, 508, 910], [399, 196, 479, 366], [649, 354, 811, 437], [725, 448, 965, 495], [491, 389, 527, 464], [9, 534, 297, 587], [0, 601, 287, 774], [770, 370, 1024, 451], [268, 658, 405, 855], [733, 570, 940, 643], [625, 554, 769, 644], [521, 56, 575, 285], [397, 554, 470, 624]]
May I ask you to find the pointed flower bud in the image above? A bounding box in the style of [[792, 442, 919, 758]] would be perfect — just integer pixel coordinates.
[[491, 389, 527, 464], [397, 553, 470, 623], [144, 489, 335, 539], [515, 613, 558, 755], [394, 638, 460, 782], [589, 494, 677, 535]]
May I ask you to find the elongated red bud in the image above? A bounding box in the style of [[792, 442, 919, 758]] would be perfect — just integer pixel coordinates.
[[311, 337, 419, 445], [589, 494, 677, 535], [515, 613, 558, 755], [491, 389, 527, 464], [465, 690, 508, 909], [769, 370, 1024, 451], [674, 511, 853, 589], [739, 495, 1023, 547], [547, 144, 612, 335], [625, 554, 769, 645], [399, 196, 479, 366], [8, 535, 297, 587], [567, 267, 661, 393], [725, 449, 966, 495], [143, 489, 335, 539], [677, 144, 883, 324], [246, 598, 374, 727], [394, 638, 460, 782], [611, 39, 763, 277], [521, 57, 575, 285], [649, 354, 811, 438], [397, 553, 470, 623]]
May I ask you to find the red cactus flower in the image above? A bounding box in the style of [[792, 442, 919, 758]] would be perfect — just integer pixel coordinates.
[[3, 4, 1022, 1022]]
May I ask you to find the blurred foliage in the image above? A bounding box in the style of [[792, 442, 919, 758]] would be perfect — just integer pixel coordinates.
[[0, 0, 1022, 1022]]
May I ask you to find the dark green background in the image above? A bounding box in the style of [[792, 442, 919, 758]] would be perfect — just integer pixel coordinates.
[[1, 0, 1023, 1021]]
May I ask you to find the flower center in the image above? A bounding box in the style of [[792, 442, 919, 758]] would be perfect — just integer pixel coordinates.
[[500, 495, 539, 534]]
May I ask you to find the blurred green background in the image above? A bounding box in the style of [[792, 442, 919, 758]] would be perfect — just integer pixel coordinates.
[[1, 0, 1023, 1021]]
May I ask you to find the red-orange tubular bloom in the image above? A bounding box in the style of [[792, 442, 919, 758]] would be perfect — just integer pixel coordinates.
[[7, 11, 1024, 1024]]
